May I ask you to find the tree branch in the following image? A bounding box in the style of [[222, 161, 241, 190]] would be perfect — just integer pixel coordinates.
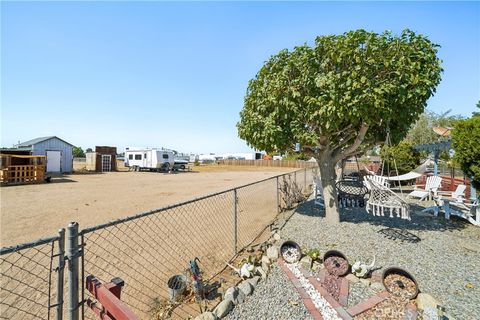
[[334, 122, 369, 162], [331, 132, 357, 152]]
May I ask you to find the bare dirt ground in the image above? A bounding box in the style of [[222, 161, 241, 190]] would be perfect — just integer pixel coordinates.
[[0, 165, 294, 247]]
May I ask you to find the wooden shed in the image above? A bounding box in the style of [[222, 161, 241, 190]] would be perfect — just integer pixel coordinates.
[[0, 149, 46, 185], [86, 146, 117, 172]]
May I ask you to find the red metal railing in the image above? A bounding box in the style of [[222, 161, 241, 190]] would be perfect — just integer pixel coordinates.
[[86, 275, 139, 320], [415, 174, 471, 199]]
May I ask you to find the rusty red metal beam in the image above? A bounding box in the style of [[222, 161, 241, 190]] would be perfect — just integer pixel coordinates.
[[86, 275, 140, 320]]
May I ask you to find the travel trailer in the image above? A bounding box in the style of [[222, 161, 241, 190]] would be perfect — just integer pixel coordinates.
[[125, 148, 175, 171]]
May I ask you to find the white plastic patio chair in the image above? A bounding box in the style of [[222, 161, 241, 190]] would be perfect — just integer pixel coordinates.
[[437, 184, 467, 203], [407, 176, 442, 201], [450, 198, 479, 226]]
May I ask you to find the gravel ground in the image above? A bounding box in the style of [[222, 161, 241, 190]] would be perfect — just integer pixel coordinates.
[[278, 199, 480, 320], [347, 281, 380, 308], [225, 264, 314, 320]]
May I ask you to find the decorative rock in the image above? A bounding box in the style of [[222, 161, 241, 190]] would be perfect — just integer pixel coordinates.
[[266, 246, 279, 261], [359, 278, 371, 286], [261, 255, 271, 271], [247, 276, 260, 288], [299, 255, 313, 269], [256, 266, 267, 279], [213, 299, 233, 318], [195, 311, 217, 320], [238, 281, 253, 296], [273, 233, 281, 241], [224, 286, 245, 305], [346, 274, 360, 283], [416, 293, 440, 311]]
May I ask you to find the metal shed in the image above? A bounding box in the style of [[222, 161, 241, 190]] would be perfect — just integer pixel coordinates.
[[15, 136, 74, 173]]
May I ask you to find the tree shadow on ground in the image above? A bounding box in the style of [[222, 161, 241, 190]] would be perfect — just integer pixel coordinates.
[[294, 199, 470, 234]]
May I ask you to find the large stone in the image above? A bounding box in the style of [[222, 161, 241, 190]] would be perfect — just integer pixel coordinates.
[[416, 293, 440, 311], [256, 266, 267, 279], [195, 311, 217, 320], [261, 255, 271, 270], [224, 286, 245, 305], [266, 246, 279, 261], [238, 281, 253, 296], [247, 276, 261, 288], [213, 299, 233, 318], [273, 233, 281, 241], [300, 256, 313, 269], [346, 274, 360, 284]]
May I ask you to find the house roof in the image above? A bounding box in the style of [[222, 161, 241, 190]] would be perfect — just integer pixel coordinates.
[[16, 136, 75, 147]]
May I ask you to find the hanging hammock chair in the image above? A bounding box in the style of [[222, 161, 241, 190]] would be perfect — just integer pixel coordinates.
[[365, 177, 411, 220], [362, 126, 413, 220]]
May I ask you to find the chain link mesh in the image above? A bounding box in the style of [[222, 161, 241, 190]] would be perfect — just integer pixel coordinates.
[[81, 190, 238, 319], [0, 168, 316, 320], [0, 236, 63, 320]]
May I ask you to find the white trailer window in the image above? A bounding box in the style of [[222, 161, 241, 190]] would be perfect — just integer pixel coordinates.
[[163, 154, 169, 159], [129, 154, 133, 160], [135, 154, 142, 160]]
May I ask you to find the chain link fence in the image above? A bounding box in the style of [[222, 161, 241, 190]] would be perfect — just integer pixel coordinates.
[[0, 168, 315, 320], [0, 231, 65, 320]]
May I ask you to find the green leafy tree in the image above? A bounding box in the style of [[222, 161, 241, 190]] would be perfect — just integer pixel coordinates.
[[237, 29, 442, 223], [405, 109, 463, 145], [472, 100, 480, 117], [73, 146, 85, 158], [380, 141, 421, 174], [452, 113, 480, 190]]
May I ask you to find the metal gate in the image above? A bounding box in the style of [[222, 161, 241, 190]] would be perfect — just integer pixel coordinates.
[[101, 155, 111, 172]]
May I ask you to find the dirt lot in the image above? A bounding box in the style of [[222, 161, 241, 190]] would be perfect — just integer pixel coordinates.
[[0, 165, 293, 247]]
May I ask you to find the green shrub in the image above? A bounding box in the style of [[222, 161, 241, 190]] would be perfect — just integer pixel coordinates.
[[452, 115, 480, 189], [380, 140, 421, 174]]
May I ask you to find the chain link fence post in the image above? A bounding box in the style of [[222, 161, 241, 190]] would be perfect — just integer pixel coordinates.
[[233, 189, 238, 255], [67, 222, 79, 320], [276, 176, 280, 213], [56, 228, 66, 320]]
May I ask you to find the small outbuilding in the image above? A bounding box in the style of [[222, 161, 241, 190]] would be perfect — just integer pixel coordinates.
[[15, 136, 74, 173], [86, 146, 117, 172]]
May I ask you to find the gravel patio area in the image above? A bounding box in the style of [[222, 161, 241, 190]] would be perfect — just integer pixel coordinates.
[[227, 198, 480, 320]]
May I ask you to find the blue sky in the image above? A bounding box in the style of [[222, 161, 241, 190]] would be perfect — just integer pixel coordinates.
[[2, 1, 479, 154]]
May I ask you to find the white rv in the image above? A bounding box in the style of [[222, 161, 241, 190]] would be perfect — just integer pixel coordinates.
[[125, 148, 175, 171]]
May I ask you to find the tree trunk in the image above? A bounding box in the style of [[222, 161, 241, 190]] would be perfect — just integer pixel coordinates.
[[335, 160, 344, 181], [316, 154, 340, 224]]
